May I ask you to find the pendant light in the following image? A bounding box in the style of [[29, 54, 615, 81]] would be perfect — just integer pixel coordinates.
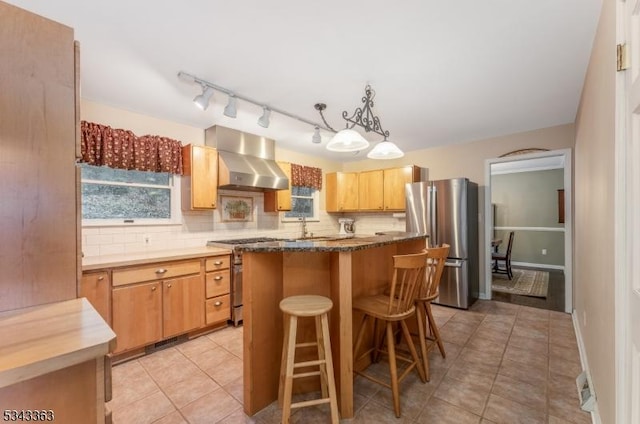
[[367, 139, 404, 159], [314, 85, 403, 158]]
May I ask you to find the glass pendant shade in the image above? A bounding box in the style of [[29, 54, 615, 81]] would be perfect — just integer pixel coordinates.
[[367, 140, 404, 159], [326, 129, 369, 152]]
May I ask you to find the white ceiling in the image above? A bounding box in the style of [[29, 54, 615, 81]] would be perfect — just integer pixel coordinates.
[[7, 0, 602, 162]]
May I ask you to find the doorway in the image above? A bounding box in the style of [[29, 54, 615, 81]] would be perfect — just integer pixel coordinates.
[[483, 149, 573, 313]]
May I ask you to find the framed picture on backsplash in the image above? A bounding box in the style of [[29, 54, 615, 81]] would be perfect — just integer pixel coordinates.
[[221, 195, 253, 222]]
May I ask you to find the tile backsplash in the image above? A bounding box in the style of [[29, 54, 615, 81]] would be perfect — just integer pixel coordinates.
[[82, 190, 406, 259]]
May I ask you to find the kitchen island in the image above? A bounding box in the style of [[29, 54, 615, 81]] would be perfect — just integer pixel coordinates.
[[240, 233, 427, 418]]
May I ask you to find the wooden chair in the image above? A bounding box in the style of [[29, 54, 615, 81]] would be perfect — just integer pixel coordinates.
[[352, 251, 428, 418], [492, 231, 515, 279], [414, 244, 449, 382], [278, 295, 339, 424]]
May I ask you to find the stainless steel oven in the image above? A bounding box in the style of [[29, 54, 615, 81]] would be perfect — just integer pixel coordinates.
[[207, 237, 280, 326]]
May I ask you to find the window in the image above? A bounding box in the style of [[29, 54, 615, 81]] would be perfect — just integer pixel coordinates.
[[283, 186, 320, 221], [80, 164, 179, 225]]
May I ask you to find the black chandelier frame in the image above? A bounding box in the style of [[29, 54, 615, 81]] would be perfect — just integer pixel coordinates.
[[314, 84, 390, 140]]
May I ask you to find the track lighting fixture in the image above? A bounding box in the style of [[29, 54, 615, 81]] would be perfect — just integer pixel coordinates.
[[315, 84, 403, 158], [179, 71, 331, 141], [223, 94, 237, 118], [257, 107, 271, 128], [193, 85, 214, 110], [312, 126, 322, 144]]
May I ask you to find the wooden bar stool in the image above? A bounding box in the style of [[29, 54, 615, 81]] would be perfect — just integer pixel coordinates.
[[278, 295, 339, 424], [415, 244, 449, 381], [352, 251, 428, 418]]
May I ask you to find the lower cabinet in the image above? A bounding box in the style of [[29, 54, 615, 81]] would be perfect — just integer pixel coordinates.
[[79, 271, 111, 325], [112, 282, 162, 353], [163, 275, 204, 338], [93, 254, 231, 355]]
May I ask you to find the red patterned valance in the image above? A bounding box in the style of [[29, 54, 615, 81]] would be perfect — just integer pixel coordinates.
[[291, 163, 322, 190], [80, 121, 183, 174]]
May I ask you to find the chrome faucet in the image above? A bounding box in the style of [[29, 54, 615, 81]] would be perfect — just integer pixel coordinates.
[[300, 216, 308, 239]]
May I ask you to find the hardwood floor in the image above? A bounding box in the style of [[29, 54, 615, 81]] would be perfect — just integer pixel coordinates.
[[491, 267, 566, 312]]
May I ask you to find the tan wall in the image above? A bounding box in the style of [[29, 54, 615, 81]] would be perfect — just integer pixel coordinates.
[[573, 0, 616, 422], [79, 100, 342, 257], [344, 124, 575, 296], [81, 100, 204, 145], [343, 123, 575, 183]]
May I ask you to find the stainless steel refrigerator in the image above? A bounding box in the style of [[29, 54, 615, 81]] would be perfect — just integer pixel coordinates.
[[405, 178, 479, 309]]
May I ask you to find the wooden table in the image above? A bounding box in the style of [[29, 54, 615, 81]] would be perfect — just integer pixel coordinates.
[[240, 234, 427, 419]]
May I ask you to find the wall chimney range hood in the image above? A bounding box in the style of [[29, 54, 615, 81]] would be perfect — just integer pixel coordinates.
[[205, 125, 289, 192]]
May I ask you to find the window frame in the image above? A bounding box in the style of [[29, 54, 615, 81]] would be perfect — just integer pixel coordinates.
[[281, 186, 320, 222], [80, 164, 182, 227]]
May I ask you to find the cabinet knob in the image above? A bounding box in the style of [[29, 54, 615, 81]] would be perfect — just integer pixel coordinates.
[[155, 268, 167, 274], [97, 276, 105, 281], [214, 301, 223, 307], [167, 283, 172, 288], [151, 286, 157, 291], [213, 261, 223, 265], [214, 276, 223, 281]]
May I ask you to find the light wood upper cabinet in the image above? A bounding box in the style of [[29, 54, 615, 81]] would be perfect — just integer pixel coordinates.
[[358, 170, 384, 211], [80, 271, 111, 325], [326, 166, 422, 213], [264, 161, 292, 212], [163, 274, 204, 338], [383, 166, 422, 211], [326, 172, 359, 212], [182, 144, 218, 210], [112, 282, 162, 353]]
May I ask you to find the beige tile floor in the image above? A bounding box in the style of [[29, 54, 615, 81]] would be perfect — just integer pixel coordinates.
[[108, 300, 591, 424]]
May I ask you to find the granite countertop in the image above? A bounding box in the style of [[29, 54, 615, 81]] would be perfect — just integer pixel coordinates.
[[83, 246, 232, 270], [237, 232, 427, 253]]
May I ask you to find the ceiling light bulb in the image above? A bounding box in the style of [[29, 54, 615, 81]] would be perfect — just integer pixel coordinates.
[[325, 129, 369, 152], [312, 127, 322, 144], [224, 94, 237, 118], [366, 140, 404, 159], [193, 86, 214, 110], [258, 107, 271, 128]]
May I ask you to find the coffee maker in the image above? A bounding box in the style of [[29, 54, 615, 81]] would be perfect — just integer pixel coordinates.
[[338, 218, 355, 235]]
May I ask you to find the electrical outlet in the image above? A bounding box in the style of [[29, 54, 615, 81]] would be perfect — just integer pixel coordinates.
[[143, 234, 151, 245], [542, 249, 547, 255]]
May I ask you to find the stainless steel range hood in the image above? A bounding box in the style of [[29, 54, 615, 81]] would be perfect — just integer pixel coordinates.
[[205, 125, 289, 192]]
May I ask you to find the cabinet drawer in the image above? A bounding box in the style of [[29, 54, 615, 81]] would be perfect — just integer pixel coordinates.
[[205, 294, 230, 325], [205, 256, 231, 272], [113, 260, 200, 286], [206, 270, 230, 298]]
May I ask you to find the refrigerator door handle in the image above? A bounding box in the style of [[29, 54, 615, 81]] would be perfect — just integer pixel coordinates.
[[430, 185, 437, 247], [445, 260, 464, 268]]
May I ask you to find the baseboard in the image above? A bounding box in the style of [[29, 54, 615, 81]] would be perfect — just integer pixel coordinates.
[[511, 261, 564, 271], [571, 310, 602, 424]]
